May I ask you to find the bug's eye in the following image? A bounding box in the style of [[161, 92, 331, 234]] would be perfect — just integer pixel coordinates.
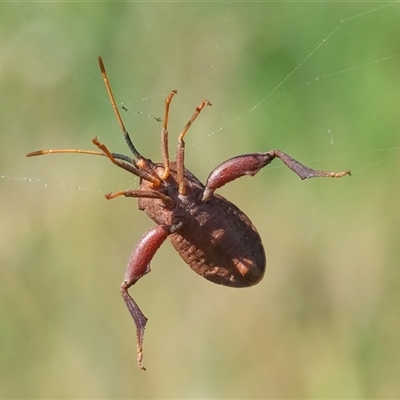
[[160, 195, 175, 209]]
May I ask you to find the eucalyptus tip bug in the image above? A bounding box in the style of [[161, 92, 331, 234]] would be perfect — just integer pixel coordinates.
[[27, 56, 350, 370]]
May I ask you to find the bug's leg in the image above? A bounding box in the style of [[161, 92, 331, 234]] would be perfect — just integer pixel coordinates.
[[202, 150, 351, 201], [105, 189, 175, 208], [92, 137, 162, 186], [122, 225, 171, 371], [160, 90, 178, 180], [176, 100, 211, 195]]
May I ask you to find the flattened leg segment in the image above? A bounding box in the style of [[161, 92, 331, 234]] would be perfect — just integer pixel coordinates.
[[202, 151, 350, 201], [121, 225, 170, 370]]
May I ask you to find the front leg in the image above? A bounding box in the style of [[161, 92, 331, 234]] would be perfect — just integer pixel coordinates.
[[121, 225, 170, 370], [105, 189, 175, 208], [202, 150, 350, 201]]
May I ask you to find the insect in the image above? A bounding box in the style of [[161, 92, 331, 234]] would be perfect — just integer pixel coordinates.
[[27, 56, 351, 370]]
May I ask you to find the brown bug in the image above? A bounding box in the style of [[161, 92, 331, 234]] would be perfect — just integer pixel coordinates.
[[27, 56, 350, 370]]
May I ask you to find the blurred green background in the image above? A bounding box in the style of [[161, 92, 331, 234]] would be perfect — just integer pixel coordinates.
[[1, 2, 400, 398]]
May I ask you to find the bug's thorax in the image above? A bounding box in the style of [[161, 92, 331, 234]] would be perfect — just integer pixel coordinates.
[[138, 161, 205, 227]]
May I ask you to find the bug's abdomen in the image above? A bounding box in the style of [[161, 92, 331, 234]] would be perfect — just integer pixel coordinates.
[[170, 194, 266, 288]]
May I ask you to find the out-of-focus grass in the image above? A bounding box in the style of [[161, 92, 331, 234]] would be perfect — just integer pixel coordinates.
[[1, 3, 400, 399]]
